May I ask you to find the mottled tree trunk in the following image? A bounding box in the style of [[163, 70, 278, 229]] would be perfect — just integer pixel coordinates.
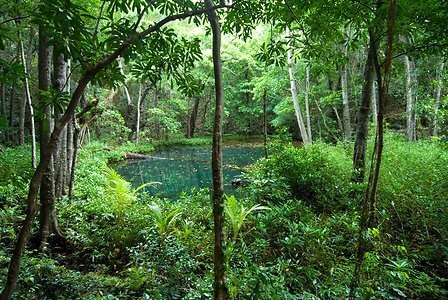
[[431, 62, 444, 136], [205, 0, 228, 298], [188, 96, 201, 138], [341, 26, 351, 143], [305, 65, 312, 142], [286, 27, 310, 144], [371, 80, 378, 124], [38, 28, 55, 251], [404, 53, 416, 141], [352, 41, 375, 182]]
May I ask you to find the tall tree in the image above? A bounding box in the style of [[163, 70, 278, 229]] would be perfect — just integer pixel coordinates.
[[286, 27, 310, 144], [431, 61, 444, 136], [341, 26, 351, 143], [205, 0, 227, 298], [404, 49, 417, 141]]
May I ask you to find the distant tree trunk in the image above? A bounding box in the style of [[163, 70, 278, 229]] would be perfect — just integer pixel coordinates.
[[305, 65, 312, 142], [431, 62, 444, 136], [17, 26, 37, 167], [352, 40, 375, 182], [286, 27, 310, 144], [201, 95, 211, 134], [371, 80, 378, 123], [135, 84, 150, 145], [205, 0, 227, 298], [66, 60, 74, 185], [1, 84, 5, 117], [333, 105, 344, 135], [8, 86, 16, 143], [188, 96, 201, 138], [404, 52, 416, 141], [263, 88, 268, 158], [341, 26, 351, 143]]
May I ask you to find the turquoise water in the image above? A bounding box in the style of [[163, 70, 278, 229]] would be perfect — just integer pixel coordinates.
[[114, 145, 264, 198]]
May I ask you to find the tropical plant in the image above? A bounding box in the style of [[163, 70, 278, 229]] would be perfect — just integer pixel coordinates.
[[224, 195, 271, 242], [148, 203, 181, 239]]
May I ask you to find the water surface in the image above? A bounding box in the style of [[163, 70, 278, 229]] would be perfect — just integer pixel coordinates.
[[114, 145, 263, 198]]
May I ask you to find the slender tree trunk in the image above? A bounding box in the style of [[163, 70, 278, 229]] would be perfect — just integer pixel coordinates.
[[1, 84, 5, 118], [431, 62, 444, 136], [189, 96, 201, 138], [404, 52, 416, 141], [305, 65, 312, 142], [205, 0, 227, 298], [17, 26, 37, 167], [37, 27, 55, 252], [263, 88, 268, 158], [136, 84, 142, 144], [333, 105, 344, 135], [201, 95, 211, 134], [8, 86, 16, 143], [350, 1, 396, 297], [352, 40, 375, 182], [341, 26, 351, 143], [286, 27, 310, 144], [371, 80, 378, 124]]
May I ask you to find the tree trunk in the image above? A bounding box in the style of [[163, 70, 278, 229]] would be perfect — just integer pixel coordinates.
[[8, 86, 15, 143], [352, 41, 375, 182], [431, 62, 444, 136], [136, 84, 142, 145], [286, 27, 310, 144], [305, 65, 312, 142], [404, 52, 416, 141], [350, 1, 396, 297], [371, 80, 378, 124], [17, 26, 37, 167], [0, 84, 5, 117], [204, 0, 228, 298], [263, 89, 268, 158], [37, 28, 56, 252], [341, 26, 351, 143], [201, 95, 211, 134], [188, 96, 201, 138]]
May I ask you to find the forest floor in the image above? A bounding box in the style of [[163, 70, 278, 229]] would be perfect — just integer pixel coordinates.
[[0, 134, 447, 299]]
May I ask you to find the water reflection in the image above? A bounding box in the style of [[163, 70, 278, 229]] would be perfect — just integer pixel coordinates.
[[114, 146, 263, 198]]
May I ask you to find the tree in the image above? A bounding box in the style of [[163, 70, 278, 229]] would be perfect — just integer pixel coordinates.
[[341, 26, 351, 143], [1, 1, 234, 297]]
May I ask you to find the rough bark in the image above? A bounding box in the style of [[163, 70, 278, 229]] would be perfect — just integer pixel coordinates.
[[404, 52, 416, 141], [286, 27, 310, 144], [37, 27, 55, 252], [352, 40, 375, 182], [205, 0, 227, 298], [305, 65, 312, 142], [341, 26, 351, 143], [431, 62, 444, 136]]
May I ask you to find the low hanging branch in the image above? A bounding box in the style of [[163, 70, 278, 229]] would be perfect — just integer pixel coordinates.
[[0, 4, 234, 299]]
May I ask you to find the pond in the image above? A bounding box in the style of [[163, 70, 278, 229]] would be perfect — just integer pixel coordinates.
[[114, 145, 264, 198]]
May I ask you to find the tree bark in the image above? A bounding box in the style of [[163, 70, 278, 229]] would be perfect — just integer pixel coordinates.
[[341, 26, 351, 143], [286, 27, 310, 144], [188, 96, 201, 138], [263, 89, 268, 158], [431, 62, 444, 136], [17, 26, 37, 167], [8, 86, 15, 143], [305, 65, 312, 142], [204, 0, 228, 298], [37, 27, 55, 252], [371, 80, 378, 123], [352, 41, 375, 182], [404, 51, 416, 141]]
